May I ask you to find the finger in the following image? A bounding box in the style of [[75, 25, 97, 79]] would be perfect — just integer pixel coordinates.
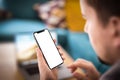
[[68, 62, 78, 71], [57, 46, 61, 51], [58, 47, 63, 54], [36, 48, 43, 62], [73, 72, 83, 80], [68, 59, 93, 72], [36, 48, 47, 68], [61, 56, 65, 60], [53, 39, 56, 43], [60, 52, 66, 61], [57, 47, 60, 50], [52, 68, 58, 78], [60, 53, 63, 56], [73, 71, 88, 80], [57, 46, 65, 60], [68, 64, 77, 73]]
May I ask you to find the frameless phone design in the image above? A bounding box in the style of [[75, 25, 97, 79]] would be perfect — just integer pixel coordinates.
[[33, 29, 63, 69]]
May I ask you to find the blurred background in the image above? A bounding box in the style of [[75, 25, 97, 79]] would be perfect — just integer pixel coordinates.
[[0, 0, 103, 80]]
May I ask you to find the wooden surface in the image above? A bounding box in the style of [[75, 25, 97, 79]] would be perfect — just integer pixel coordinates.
[[0, 42, 84, 80]]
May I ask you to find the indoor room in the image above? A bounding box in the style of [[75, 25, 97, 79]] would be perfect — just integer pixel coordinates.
[[0, 0, 120, 80]]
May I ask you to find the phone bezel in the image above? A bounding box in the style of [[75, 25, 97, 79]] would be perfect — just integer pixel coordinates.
[[33, 29, 63, 69]]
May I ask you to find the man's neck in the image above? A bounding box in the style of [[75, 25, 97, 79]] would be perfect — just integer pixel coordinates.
[[98, 57, 111, 66]]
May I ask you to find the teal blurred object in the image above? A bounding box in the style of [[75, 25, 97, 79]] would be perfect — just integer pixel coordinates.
[[3, 0, 48, 19], [0, 19, 45, 35], [0, 0, 4, 9], [0, 19, 45, 41], [0, 0, 49, 41]]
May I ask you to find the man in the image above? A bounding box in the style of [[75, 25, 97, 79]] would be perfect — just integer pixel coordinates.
[[36, 0, 120, 80]]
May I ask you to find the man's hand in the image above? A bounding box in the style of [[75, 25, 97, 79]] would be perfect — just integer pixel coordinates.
[[68, 59, 100, 80], [36, 42, 64, 80], [36, 48, 58, 80]]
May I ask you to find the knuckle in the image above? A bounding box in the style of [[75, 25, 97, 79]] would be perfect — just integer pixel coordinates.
[[76, 59, 83, 62], [87, 62, 94, 71], [88, 61, 93, 67], [76, 59, 83, 64], [77, 59, 81, 62]]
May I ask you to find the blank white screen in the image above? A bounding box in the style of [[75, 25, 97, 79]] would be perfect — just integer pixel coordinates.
[[34, 30, 63, 69]]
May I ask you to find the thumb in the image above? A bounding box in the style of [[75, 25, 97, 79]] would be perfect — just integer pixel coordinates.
[[73, 72, 89, 80], [36, 48, 47, 67], [73, 72, 83, 80]]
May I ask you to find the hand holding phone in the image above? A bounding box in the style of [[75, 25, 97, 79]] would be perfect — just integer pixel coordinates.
[[33, 29, 63, 69], [36, 48, 58, 80]]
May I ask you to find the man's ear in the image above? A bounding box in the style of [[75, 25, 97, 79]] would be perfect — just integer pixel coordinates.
[[109, 17, 120, 36]]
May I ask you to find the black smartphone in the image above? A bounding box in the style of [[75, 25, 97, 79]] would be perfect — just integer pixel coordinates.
[[33, 29, 63, 69]]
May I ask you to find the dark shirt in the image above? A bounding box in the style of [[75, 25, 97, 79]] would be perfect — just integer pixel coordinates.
[[100, 61, 120, 80]]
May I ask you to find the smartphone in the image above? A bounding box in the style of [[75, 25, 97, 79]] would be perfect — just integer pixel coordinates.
[[33, 29, 63, 69]]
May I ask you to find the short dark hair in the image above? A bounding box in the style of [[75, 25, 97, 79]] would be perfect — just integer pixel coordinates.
[[85, 0, 120, 24]]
